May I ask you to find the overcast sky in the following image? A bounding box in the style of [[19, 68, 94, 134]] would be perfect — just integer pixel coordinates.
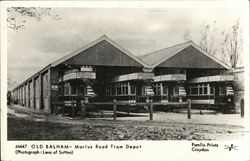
[[7, 7, 245, 87]]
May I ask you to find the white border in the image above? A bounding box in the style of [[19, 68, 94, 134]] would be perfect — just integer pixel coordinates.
[[1, 1, 249, 161]]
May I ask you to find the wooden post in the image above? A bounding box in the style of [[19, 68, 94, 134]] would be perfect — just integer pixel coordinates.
[[187, 99, 191, 119], [51, 103, 54, 115], [127, 106, 130, 115], [149, 100, 153, 120], [62, 103, 65, 116], [240, 99, 244, 117], [81, 101, 86, 119], [113, 99, 117, 121], [55, 103, 58, 115]]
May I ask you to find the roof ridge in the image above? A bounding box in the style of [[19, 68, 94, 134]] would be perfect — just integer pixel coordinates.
[[51, 34, 149, 67], [140, 41, 191, 58]]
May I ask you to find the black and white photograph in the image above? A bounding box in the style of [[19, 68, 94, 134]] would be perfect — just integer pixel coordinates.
[[1, 1, 249, 161]]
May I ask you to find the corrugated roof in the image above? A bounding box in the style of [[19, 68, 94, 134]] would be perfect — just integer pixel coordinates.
[[140, 41, 230, 69]]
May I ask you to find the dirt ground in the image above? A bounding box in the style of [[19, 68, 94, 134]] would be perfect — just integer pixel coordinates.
[[7, 104, 244, 140]]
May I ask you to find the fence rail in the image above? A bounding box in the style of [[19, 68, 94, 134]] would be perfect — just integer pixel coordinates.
[[52, 99, 192, 120]]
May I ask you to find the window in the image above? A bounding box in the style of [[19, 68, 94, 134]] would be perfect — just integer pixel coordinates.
[[79, 85, 85, 95], [71, 85, 77, 95], [142, 86, 146, 95], [58, 85, 63, 96], [162, 85, 168, 95], [210, 86, 214, 94], [106, 82, 132, 96], [190, 84, 198, 95], [64, 83, 70, 96], [204, 87, 208, 94], [188, 83, 211, 95], [105, 85, 112, 96], [117, 83, 121, 95], [154, 83, 162, 96], [123, 83, 128, 95], [173, 86, 179, 96], [220, 86, 226, 95], [130, 84, 136, 95]]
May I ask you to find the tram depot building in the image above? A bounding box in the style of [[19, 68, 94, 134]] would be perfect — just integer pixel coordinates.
[[11, 35, 237, 115]]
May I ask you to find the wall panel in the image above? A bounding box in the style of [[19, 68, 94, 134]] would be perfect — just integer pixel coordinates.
[[42, 72, 49, 111], [35, 77, 40, 108]]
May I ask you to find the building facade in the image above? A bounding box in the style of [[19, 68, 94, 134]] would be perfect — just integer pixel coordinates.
[[11, 35, 237, 113]]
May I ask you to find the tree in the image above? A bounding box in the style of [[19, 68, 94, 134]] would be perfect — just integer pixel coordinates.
[[7, 77, 18, 91], [198, 21, 218, 55], [220, 19, 243, 68], [183, 19, 243, 68], [183, 30, 192, 41], [7, 7, 61, 30], [183, 21, 218, 55]]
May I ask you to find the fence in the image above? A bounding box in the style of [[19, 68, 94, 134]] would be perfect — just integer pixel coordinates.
[[52, 99, 192, 120]]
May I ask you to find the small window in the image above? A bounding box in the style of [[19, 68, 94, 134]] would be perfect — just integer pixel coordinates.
[[106, 85, 112, 96], [220, 86, 226, 95], [142, 86, 146, 95], [154, 84, 161, 95], [162, 85, 168, 95], [199, 87, 203, 95], [117, 84, 121, 95], [58, 85, 63, 96], [64, 86, 70, 96], [79, 85, 84, 95], [71, 85, 77, 95], [173, 86, 179, 95], [210, 86, 214, 94], [204, 87, 208, 94], [191, 85, 198, 95], [123, 84, 128, 95], [130, 85, 136, 95], [64, 83, 70, 96]]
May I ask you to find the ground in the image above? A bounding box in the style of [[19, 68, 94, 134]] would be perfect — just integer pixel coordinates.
[[7, 104, 244, 140]]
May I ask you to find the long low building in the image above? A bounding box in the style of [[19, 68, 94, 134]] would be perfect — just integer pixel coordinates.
[[11, 35, 237, 113]]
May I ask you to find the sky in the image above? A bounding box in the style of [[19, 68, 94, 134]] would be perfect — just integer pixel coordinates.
[[7, 6, 246, 89]]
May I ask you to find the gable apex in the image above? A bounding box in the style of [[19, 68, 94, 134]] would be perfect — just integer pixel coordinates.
[[51, 35, 149, 67]]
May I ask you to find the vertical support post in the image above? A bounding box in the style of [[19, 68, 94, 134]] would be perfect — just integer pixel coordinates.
[[240, 99, 244, 117], [127, 106, 130, 115], [51, 103, 54, 115], [113, 99, 117, 121], [33, 78, 35, 108], [62, 103, 65, 116], [47, 68, 51, 113], [81, 101, 86, 119], [24, 84, 26, 106], [149, 100, 153, 120], [55, 103, 58, 115], [187, 99, 191, 119], [39, 74, 43, 110]]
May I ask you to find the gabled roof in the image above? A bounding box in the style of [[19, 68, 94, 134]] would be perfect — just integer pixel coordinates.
[[13, 35, 149, 91], [140, 41, 230, 69], [51, 35, 149, 67]]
